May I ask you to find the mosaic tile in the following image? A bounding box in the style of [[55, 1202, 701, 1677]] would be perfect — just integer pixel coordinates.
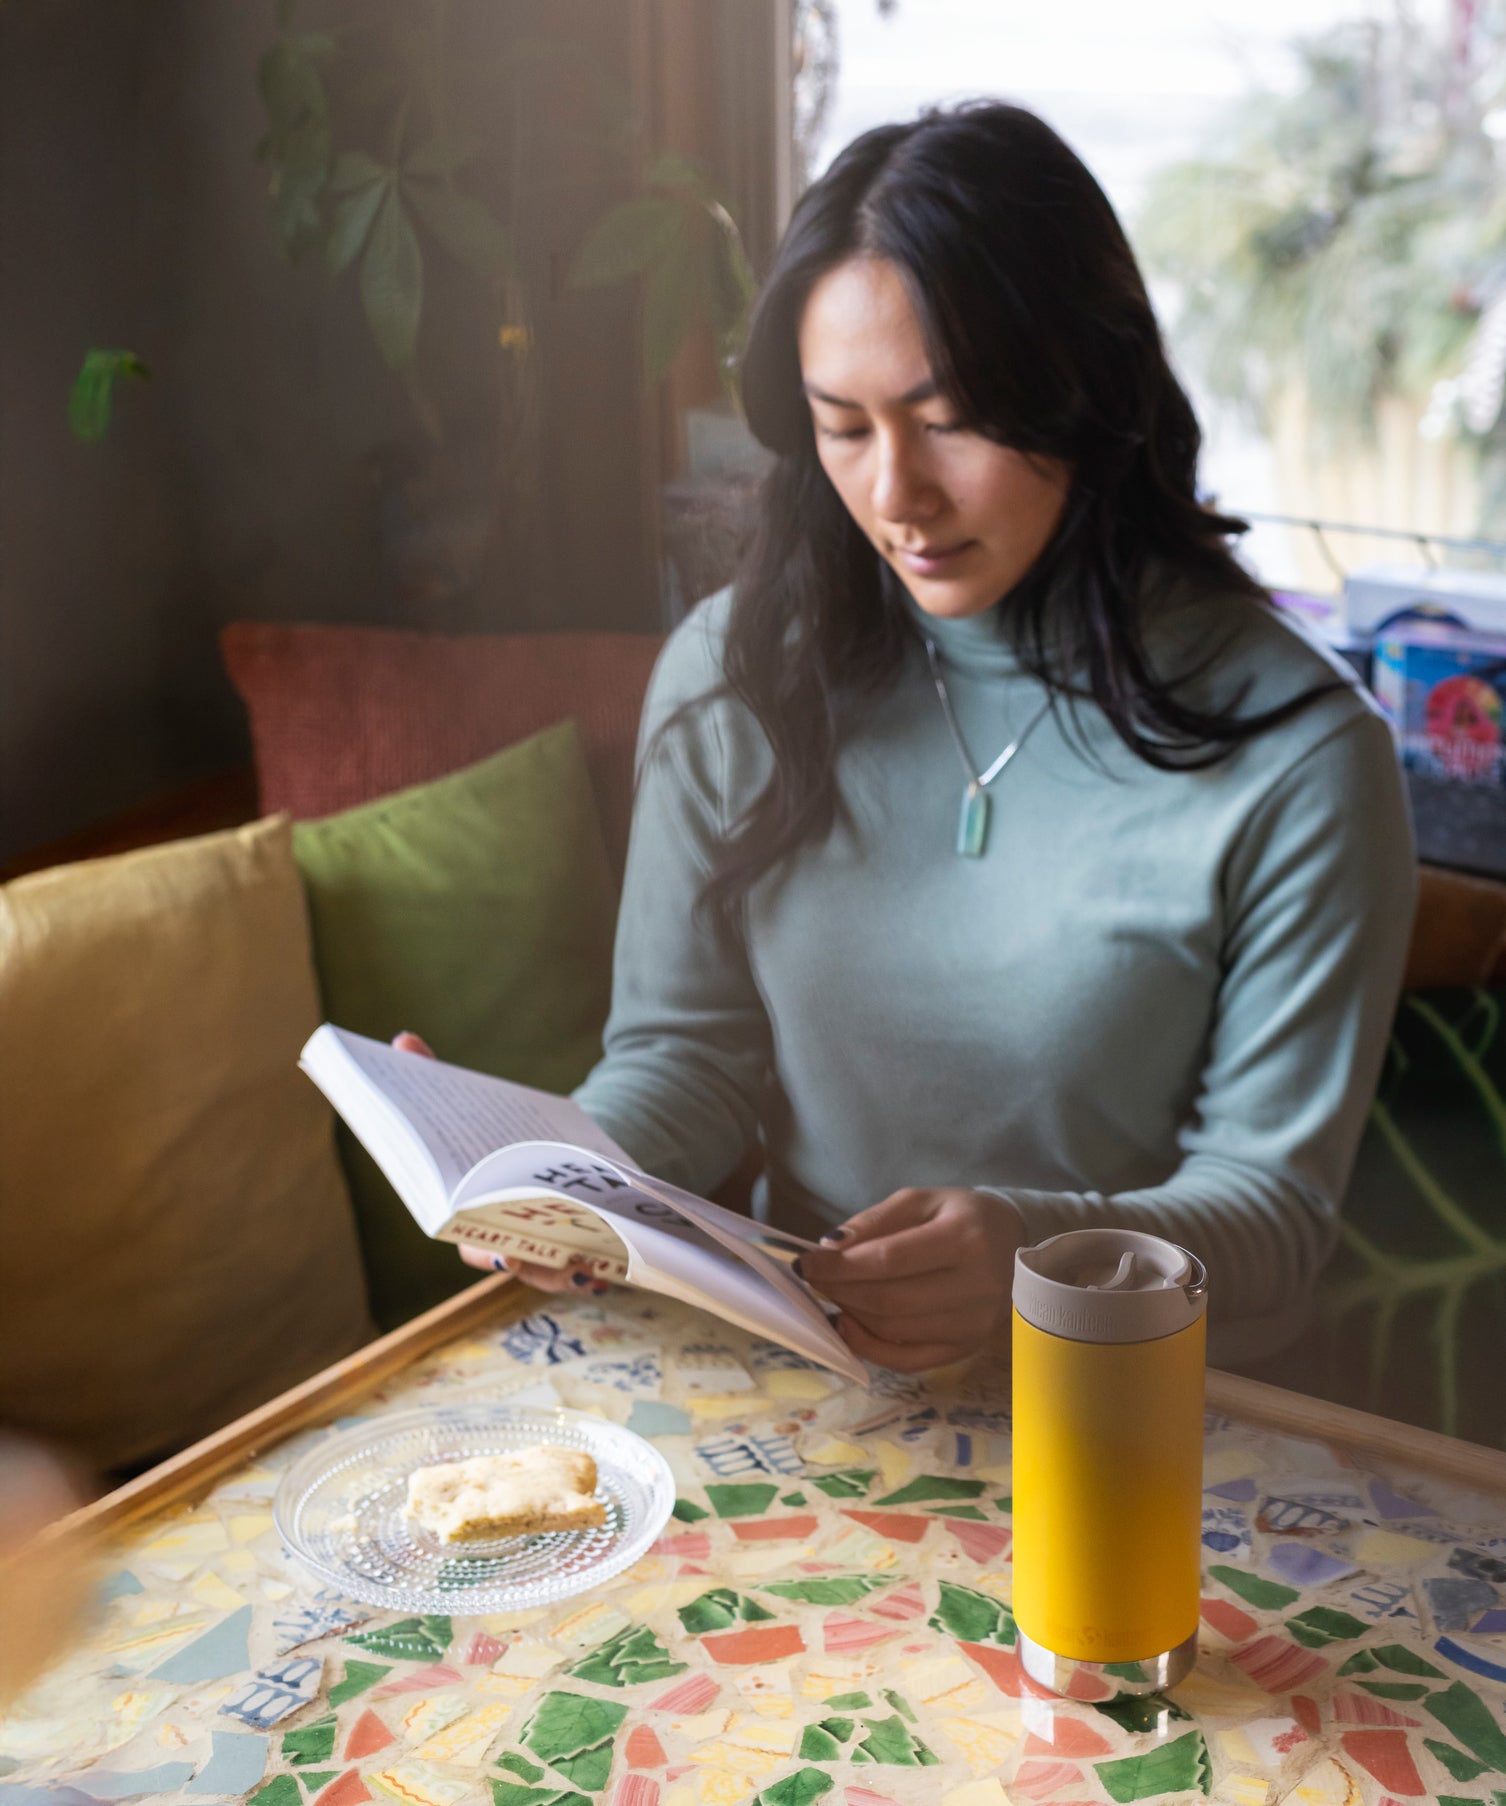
[[1203, 1505, 1254, 1559], [61, 1761, 198, 1798], [183, 1729, 267, 1795], [629, 1401, 694, 1438], [328, 1659, 392, 1705], [1434, 1632, 1506, 1682], [13, 1290, 1506, 1806], [145, 1604, 251, 1682]]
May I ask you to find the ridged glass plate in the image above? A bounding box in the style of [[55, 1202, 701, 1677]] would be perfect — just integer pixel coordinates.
[[273, 1400, 675, 1612]]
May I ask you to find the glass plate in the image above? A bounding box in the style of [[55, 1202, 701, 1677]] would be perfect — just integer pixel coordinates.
[[273, 1400, 675, 1613]]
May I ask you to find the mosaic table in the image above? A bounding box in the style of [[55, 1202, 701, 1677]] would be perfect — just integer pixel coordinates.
[[6, 1281, 1506, 1806]]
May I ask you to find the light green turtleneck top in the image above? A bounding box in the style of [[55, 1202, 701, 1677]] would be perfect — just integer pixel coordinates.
[[573, 577, 1416, 1365]]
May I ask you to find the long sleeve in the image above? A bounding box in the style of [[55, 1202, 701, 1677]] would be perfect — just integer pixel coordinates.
[[572, 611, 772, 1194], [991, 707, 1417, 1366]]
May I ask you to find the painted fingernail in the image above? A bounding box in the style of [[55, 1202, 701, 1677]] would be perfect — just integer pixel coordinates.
[[491, 1255, 507, 1271], [572, 1271, 591, 1288], [819, 1228, 850, 1246]]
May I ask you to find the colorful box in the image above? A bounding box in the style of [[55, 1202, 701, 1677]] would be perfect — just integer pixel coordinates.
[[1371, 622, 1506, 785], [1343, 562, 1506, 637]]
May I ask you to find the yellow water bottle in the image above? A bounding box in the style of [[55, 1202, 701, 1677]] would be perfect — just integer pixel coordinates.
[[1012, 1229, 1208, 1696]]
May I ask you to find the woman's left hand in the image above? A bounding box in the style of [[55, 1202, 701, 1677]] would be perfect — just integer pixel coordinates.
[[796, 1188, 1027, 1372]]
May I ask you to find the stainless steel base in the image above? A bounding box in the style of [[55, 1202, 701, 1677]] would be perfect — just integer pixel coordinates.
[[1017, 1626, 1198, 1697]]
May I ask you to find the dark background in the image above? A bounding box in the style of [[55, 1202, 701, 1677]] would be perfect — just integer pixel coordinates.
[[0, 0, 782, 863]]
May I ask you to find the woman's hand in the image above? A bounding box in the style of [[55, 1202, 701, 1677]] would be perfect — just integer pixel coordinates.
[[795, 1187, 1027, 1372], [391, 1032, 609, 1296]]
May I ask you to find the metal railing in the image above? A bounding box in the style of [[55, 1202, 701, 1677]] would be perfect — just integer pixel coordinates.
[[1235, 509, 1506, 586]]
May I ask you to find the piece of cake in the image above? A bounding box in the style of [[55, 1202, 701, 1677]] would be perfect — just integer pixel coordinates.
[[403, 1444, 605, 1543]]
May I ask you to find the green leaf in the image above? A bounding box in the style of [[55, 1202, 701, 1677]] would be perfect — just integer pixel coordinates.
[[407, 133, 485, 180], [1357, 1679, 1430, 1699], [257, 39, 328, 138], [267, 163, 327, 260], [325, 174, 387, 274], [1304, 989, 1506, 1442], [404, 179, 514, 279], [496, 1753, 547, 1781], [823, 1692, 872, 1709], [928, 1580, 1016, 1646], [642, 219, 704, 386], [569, 196, 685, 289], [882, 1688, 915, 1723], [360, 184, 424, 369], [329, 150, 387, 194], [672, 1498, 709, 1522], [647, 149, 714, 194], [68, 348, 149, 442]]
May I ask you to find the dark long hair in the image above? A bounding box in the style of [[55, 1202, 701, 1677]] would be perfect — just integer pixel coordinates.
[[676, 102, 1335, 924]]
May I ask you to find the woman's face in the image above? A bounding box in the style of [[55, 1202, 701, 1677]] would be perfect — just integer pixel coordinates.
[[797, 256, 1072, 620]]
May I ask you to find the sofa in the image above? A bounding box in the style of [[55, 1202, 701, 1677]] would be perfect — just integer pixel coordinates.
[[2, 619, 1505, 1481]]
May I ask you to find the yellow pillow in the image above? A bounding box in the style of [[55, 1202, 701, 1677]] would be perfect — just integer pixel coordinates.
[[0, 816, 374, 1472]]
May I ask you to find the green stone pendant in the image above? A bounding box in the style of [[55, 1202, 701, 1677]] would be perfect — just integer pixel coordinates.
[[957, 781, 990, 857]]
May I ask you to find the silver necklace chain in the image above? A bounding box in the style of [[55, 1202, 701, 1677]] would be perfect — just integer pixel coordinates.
[[923, 636, 1053, 790]]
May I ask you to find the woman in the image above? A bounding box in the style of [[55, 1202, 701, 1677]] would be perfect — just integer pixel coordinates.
[[439, 101, 1414, 1373]]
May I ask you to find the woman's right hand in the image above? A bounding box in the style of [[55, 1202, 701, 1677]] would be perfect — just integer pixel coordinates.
[[391, 1031, 609, 1296]]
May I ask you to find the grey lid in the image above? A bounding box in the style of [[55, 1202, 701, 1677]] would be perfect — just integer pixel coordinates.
[[1013, 1229, 1208, 1343]]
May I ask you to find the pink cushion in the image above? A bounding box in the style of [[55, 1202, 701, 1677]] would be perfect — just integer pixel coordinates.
[[220, 623, 664, 877]]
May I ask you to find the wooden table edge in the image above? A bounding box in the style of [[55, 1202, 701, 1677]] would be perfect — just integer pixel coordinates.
[[1204, 1367, 1506, 1495], [41, 1274, 538, 1545], [40, 1311, 1506, 1550]]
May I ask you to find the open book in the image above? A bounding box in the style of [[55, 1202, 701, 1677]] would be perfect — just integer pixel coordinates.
[[299, 1026, 866, 1386]]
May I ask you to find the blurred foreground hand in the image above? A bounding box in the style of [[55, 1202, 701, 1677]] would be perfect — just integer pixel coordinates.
[[0, 1431, 96, 1706]]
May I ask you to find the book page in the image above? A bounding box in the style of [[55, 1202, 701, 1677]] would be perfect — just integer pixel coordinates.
[[453, 1142, 726, 1254], [611, 1213, 865, 1384], [320, 1028, 632, 1195], [452, 1141, 862, 1382]]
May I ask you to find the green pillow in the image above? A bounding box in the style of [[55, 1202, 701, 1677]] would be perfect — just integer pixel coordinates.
[[1258, 987, 1506, 1447], [293, 719, 617, 1330]]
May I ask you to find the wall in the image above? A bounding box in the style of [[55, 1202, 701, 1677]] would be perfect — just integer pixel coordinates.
[[0, 1, 703, 863]]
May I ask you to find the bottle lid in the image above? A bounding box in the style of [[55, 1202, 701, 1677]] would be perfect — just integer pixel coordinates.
[[1013, 1229, 1207, 1343]]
